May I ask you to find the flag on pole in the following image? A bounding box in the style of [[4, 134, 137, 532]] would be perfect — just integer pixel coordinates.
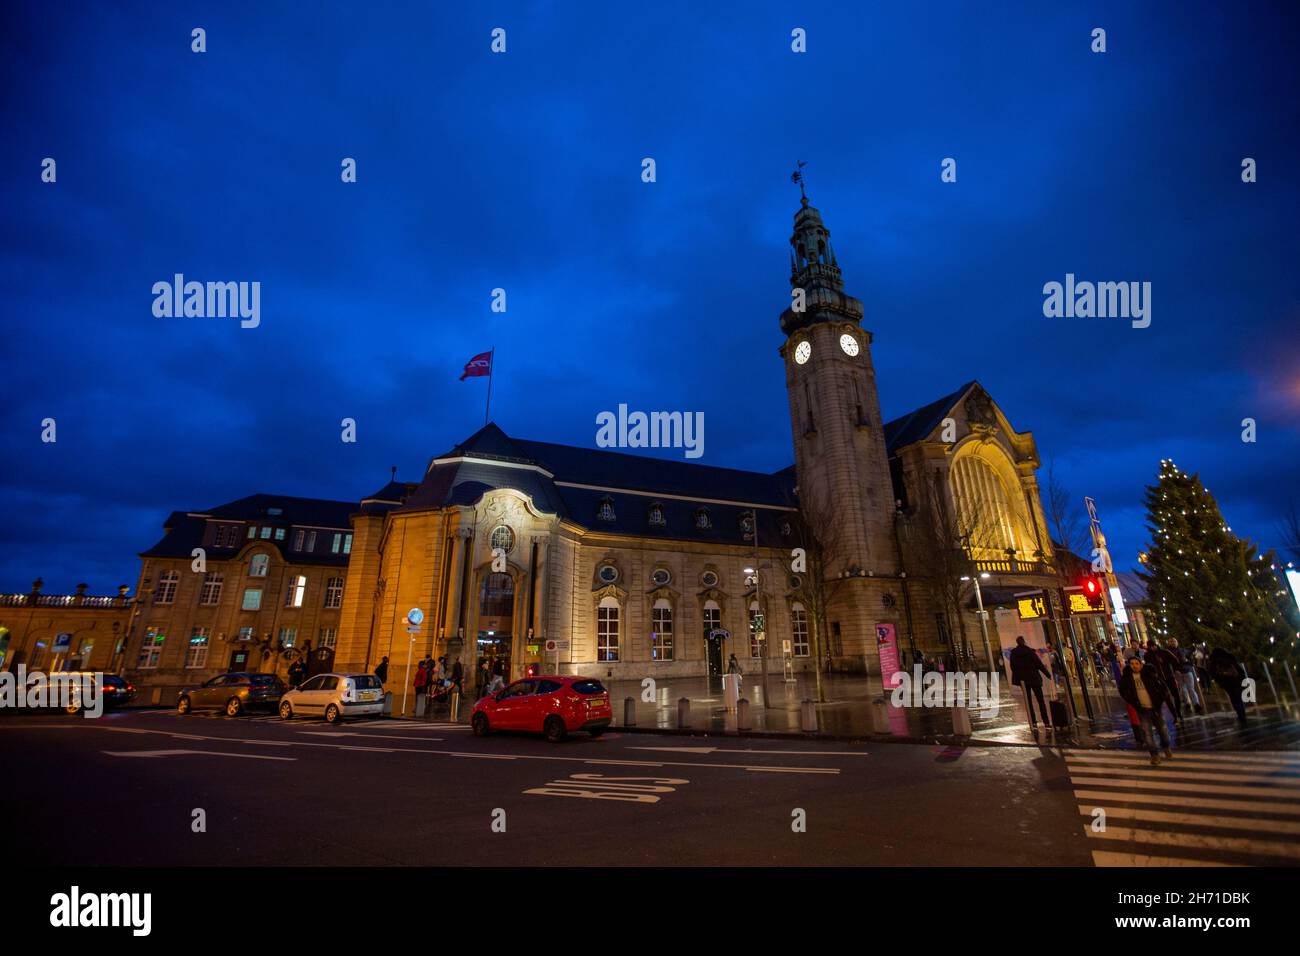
[[459, 350, 492, 381]]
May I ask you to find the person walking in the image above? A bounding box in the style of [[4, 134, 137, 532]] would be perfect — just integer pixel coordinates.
[[476, 659, 490, 699], [1118, 656, 1173, 765], [374, 655, 389, 686], [1145, 639, 1184, 725], [484, 671, 505, 697], [1008, 637, 1052, 731], [1208, 646, 1249, 725], [450, 657, 464, 694], [413, 660, 429, 715], [1166, 638, 1203, 715]]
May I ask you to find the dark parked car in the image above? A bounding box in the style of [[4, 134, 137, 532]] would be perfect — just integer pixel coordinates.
[[177, 672, 285, 717]]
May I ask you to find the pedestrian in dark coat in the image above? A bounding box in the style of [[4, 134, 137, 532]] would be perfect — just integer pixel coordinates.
[[374, 656, 389, 685], [1119, 656, 1173, 764], [1145, 639, 1184, 724], [1008, 636, 1052, 729], [287, 658, 306, 689], [451, 657, 464, 692], [1208, 647, 1248, 725]]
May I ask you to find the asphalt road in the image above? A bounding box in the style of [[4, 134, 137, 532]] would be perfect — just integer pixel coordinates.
[[4, 708, 1296, 866]]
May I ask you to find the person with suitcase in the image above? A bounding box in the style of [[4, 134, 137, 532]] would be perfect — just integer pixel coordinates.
[[1008, 636, 1052, 732]]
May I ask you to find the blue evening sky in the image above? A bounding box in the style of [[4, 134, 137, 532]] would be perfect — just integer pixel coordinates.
[[2, 1, 1297, 592]]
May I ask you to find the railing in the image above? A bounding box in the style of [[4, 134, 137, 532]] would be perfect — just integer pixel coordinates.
[[0, 594, 133, 608]]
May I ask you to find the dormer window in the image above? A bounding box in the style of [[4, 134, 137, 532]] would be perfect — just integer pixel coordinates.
[[249, 553, 269, 577], [694, 508, 711, 530], [597, 497, 616, 522], [648, 503, 666, 528]]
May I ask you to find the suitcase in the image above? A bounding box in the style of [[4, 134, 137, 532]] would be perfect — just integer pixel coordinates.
[[1050, 699, 1070, 729]]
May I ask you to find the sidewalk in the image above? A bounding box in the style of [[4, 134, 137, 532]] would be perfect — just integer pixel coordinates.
[[603, 672, 1300, 751]]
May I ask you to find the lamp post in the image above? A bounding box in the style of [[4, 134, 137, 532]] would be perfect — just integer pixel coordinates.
[[962, 572, 996, 672]]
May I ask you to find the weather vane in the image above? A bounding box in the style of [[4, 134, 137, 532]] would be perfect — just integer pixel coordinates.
[[790, 160, 808, 199]]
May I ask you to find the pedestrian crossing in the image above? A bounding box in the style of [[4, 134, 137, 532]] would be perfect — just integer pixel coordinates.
[[1064, 748, 1300, 866]]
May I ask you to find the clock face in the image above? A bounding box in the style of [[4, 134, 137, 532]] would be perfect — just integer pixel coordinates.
[[794, 341, 812, 365], [839, 333, 860, 357]]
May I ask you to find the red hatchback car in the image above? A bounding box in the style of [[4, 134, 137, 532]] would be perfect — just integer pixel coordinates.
[[471, 675, 612, 742]]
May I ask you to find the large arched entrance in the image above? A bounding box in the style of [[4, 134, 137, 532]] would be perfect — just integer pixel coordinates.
[[478, 572, 515, 679]]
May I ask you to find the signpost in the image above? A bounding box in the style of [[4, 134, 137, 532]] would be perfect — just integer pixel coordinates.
[[401, 608, 423, 716]]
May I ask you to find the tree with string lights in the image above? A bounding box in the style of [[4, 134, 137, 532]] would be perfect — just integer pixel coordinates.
[[1138, 459, 1300, 667]]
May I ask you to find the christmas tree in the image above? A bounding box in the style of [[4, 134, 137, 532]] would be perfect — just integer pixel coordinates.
[[1138, 459, 1299, 666]]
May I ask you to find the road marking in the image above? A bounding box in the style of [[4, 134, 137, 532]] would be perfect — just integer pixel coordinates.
[[525, 773, 688, 803], [628, 746, 869, 757], [1064, 774, 1298, 798], [1073, 789, 1300, 816], [1065, 749, 1300, 766], [1066, 761, 1300, 786], [1067, 753, 1300, 772], [1089, 825, 1300, 860], [102, 749, 296, 761], [744, 766, 839, 774], [1077, 805, 1300, 835], [299, 732, 444, 742]]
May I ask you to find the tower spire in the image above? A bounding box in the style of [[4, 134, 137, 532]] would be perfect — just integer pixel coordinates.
[[780, 188, 863, 335]]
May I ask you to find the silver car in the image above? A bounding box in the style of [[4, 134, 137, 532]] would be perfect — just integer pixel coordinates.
[[278, 673, 384, 723]]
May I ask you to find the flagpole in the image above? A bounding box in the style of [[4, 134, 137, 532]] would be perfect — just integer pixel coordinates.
[[484, 346, 495, 426]]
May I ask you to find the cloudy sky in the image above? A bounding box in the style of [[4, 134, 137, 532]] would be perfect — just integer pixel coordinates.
[[2, 1, 1297, 593]]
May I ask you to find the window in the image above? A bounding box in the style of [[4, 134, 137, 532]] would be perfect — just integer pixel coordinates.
[[652, 600, 674, 661], [155, 570, 179, 605], [300, 675, 325, 693], [651, 567, 671, 587], [274, 528, 285, 541], [293, 529, 305, 551], [597, 564, 619, 585], [306, 531, 317, 551], [267, 507, 283, 516], [703, 601, 721, 641], [791, 603, 810, 657], [936, 613, 951, 646], [260, 527, 272, 539], [29, 640, 47, 670], [332, 533, 353, 554], [324, 577, 344, 609], [319, 627, 337, 649], [503, 680, 538, 699], [648, 503, 665, 527], [278, 627, 297, 648], [490, 525, 515, 554], [480, 572, 514, 617], [597, 598, 620, 662], [214, 525, 238, 548], [285, 574, 307, 608], [242, 588, 262, 611], [950, 454, 1028, 561], [695, 508, 711, 530], [137, 628, 165, 668], [198, 572, 223, 606], [237, 626, 255, 642], [571, 679, 606, 695], [597, 497, 616, 522], [749, 601, 765, 658], [185, 628, 210, 668], [701, 570, 719, 589], [249, 553, 269, 577], [536, 679, 563, 694], [247, 526, 256, 539]]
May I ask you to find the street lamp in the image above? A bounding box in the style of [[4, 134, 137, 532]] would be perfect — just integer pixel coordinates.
[[961, 572, 996, 672]]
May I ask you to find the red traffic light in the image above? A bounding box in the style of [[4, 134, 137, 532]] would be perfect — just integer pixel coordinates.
[[1080, 576, 1105, 609]]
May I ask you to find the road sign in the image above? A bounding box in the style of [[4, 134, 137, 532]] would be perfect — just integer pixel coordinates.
[[545, 639, 557, 652], [406, 607, 424, 626], [53, 633, 72, 653]]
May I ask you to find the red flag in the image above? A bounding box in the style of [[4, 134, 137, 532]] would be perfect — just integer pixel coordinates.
[[460, 350, 492, 381]]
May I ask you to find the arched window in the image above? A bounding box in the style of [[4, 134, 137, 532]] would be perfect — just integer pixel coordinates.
[[749, 600, 765, 658], [248, 554, 269, 578], [791, 603, 810, 657], [597, 497, 616, 522], [480, 572, 514, 618], [651, 599, 673, 661], [695, 507, 711, 530], [648, 503, 666, 528], [702, 599, 721, 640], [950, 454, 1027, 561], [597, 596, 620, 662]]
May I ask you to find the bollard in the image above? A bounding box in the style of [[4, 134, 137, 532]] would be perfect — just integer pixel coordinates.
[[450, 690, 461, 723], [870, 698, 891, 734], [737, 697, 751, 731], [677, 696, 691, 729], [1284, 661, 1299, 707], [623, 696, 636, 727], [800, 698, 818, 733], [382, 691, 393, 715], [951, 705, 972, 737], [415, 695, 426, 718]]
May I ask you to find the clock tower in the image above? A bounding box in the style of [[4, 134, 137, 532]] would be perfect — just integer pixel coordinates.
[[779, 194, 900, 665]]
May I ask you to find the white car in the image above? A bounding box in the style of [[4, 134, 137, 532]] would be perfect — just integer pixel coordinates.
[[278, 673, 384, 723]]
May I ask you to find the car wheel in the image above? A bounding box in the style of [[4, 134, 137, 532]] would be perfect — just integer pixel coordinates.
[[177, 696, 192, 715], [472, 713, 490, 737], [279, 701, 294, 720], [225, 697, 242, 718], [544, 715, 567, 743], [325, 704, 341, 724], [588, 727, 605, 738]]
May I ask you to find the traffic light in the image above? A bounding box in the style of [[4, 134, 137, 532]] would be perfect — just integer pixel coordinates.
[[1081, 576, 1106, 610]]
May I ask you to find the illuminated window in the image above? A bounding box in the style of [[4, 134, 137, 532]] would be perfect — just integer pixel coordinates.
[[274, 528, 286, 541], [285, 575, 307, 608], [490, 525, 515, 554], [260, 527, 272, 539], [155, 571, 179, 605], [185, 628, 210, 668], [249, 554, 269, 577], [278, 627, 297, 648], [749, 601, 765, 658], [597, 598, 620, 662], [791, 603, 810, 657], [651, 600, 674, 661], [137, 628, 165, 668], [242, 588, 262, 611], [702, 601, 721, 641], [950, 454, 1028, 561]]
